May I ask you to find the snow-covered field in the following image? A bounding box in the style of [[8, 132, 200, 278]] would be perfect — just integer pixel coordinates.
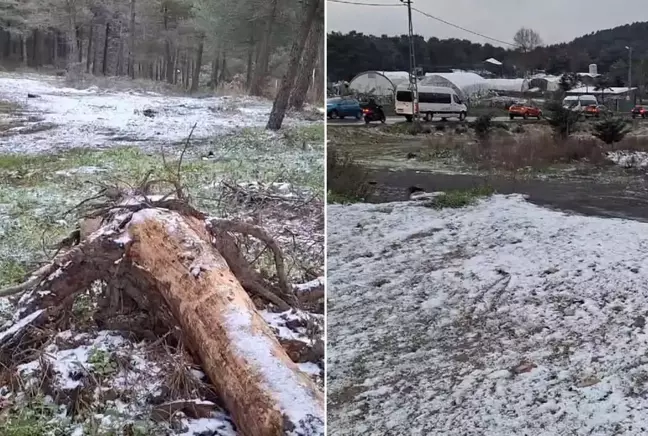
[[0, 73, 310, 154], [328, 195, 648, 435]]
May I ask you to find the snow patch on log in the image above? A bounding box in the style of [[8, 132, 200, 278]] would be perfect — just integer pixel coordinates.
[[293, 277, 324, 294], [0, 309, 44, 346], [224, 307, 324, 434]]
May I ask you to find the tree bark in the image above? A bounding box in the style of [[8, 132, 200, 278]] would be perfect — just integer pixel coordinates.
[[210, 46, 220, 90], [191, 34, 204, 93], [21, 36, 27, 67], [249, 0, 278, 96], [86, 23, 93, 73], [314, 34, 324, 102], [289, 5, 324, 110], [219, 50, 227, 84], [128, 0, 137, 79], [266, 0, 322, 130], [245, 36, 255, 90], [102, 23, 110, 75], [163, 7, 174, 84]]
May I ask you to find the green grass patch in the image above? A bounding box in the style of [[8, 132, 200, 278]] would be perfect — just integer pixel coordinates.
[[0, 128, 323, 287], [327, 147, 374, 204], [0, 395, 69, 436], [427, 186, 495, 209]]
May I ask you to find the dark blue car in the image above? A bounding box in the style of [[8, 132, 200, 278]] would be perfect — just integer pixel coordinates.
[[327, 97, 362, 119]]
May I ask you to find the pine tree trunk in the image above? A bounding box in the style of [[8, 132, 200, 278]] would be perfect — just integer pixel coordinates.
[[249, 0, 278, 96], [289, 5, 323, 110], [76, 26, 83, 64], [128, 0, 136, 79], [266, 0, 322, 130], [21, 36, 28, 67], [102, 23, 110, 75], [314, 35, 324, 102], [164, 7, 174, 84], [245, 36, 254, 90], [86, 24, 93, 73], [191, 35, 204, 93], [219, 50, 227, 84], [210, 47, 220, 90]]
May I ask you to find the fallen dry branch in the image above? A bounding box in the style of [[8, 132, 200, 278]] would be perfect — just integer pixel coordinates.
[[0, 197, 324, 436]]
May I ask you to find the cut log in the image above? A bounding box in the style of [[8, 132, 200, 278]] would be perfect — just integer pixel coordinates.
[[121, 210, 324, 435], [0, 204, 324, 436]]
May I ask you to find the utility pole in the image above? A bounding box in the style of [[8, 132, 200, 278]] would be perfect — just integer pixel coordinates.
[[626, 45, 633, 102], [400, 0, 419, 123]]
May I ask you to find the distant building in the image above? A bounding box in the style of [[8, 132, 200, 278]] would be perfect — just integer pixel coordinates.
[[566, 86, 638, 110], [347, 71, 409, 98]]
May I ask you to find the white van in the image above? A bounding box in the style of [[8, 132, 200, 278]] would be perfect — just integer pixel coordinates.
[[562, 95, 598, 112], [394, 84, 468, 122]]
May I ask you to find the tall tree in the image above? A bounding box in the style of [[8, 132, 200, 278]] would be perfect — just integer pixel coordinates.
[[289, 1, 324, 110], [513, 27, 542, 53], [267, 0, 322, 130]]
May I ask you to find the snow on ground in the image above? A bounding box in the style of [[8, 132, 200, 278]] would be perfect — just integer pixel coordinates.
[[3, 329, 237, 435], [327, 195, 648, 435], [607, 150, 648, 170], [0, 72, 306, 154]]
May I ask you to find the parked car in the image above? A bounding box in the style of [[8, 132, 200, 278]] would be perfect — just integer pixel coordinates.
[[508, 104, 542, 120], [584, 104, 608, 117], [327, 97, 362, 119], [632, 105, 647, 118]]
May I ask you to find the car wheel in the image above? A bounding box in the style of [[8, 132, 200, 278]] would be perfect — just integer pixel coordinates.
[[509, 114, 514, 120], [330, 110, 339, 119], [364, 116, 370, 124], [405, 115, 413, 122], [459, 112, 466, 121], [381, 115, 386, 124], [356, 111, 362, 120], [523, 113, 528, 120]]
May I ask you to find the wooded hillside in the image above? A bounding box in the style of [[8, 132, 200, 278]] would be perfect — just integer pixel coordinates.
[[328, 22, 648, 88]]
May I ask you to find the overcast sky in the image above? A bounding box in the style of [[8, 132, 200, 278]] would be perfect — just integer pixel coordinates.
[[327, 0, 647, 46]]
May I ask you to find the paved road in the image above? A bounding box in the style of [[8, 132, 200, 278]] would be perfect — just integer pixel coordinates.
[[328, 115, 536, 126], [368, 169, 648, 223]]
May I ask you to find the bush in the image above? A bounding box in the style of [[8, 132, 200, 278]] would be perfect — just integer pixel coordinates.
[[544, 100, 580, 139], [592, 117, 631, 144], [327, 147, 374, 203], [473, 114, 494, 140]]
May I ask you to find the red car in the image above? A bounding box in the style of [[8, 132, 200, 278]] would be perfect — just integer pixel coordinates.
[[584, 104, 607, 117], [509, 104, 542, 120], [632, 105, 647, 118]]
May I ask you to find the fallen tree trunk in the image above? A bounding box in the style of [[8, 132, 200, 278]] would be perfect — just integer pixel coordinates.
[[1, 202, 324, 436]]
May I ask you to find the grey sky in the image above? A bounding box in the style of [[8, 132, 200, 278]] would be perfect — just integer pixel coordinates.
[[327, 0, 647, 46]]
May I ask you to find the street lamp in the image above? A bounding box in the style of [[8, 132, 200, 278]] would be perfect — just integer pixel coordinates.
[[626, 45, 633, 102]]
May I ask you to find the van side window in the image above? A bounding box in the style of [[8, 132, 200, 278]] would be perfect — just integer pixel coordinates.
[[453, 94, 462, 104], [419, 92, 451, 104]]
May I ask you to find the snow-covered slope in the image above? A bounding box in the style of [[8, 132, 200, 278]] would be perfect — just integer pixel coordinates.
[[328, 195, 648, 435]]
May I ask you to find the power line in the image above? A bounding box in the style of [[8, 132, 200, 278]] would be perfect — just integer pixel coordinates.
[[411, 7, 515, 47], [327, 0, 403, 6], [327, 0, 516, 47]]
